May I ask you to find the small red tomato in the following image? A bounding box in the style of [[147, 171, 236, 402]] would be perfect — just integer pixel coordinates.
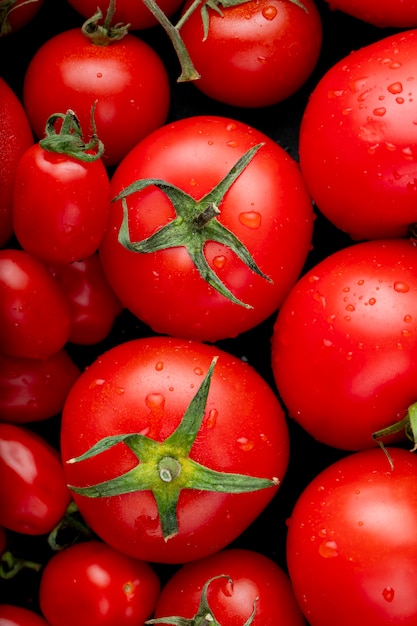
[[324, 0, 417, 28], [0, 0, 43, 36], [0, 422, 71, 535], [39, 540, 160, 626], [0, 604, 49, 626]]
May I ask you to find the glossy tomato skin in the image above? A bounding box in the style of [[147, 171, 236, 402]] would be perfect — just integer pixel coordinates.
[[100, 115, 314, 342], [0, 77, 33, 248], [39, 540, 160, 626], [287, 447, 417, 626], [299, 29, 417, 240], [324, 0, 417, 27], [0, 349, 80, 423], [0, 249, 72, 359], [61, 336, 290, 563], [47, 252, 123, 345], [180, 0, 322, 107], [0, 604, 49, 626], [13, 144, 111, 264], [0, 423, 71, 535], [66, 0, 184, 30], [271, 239, 417, 451], [22, 28, 170, 166], [153, 548, 306, 626]]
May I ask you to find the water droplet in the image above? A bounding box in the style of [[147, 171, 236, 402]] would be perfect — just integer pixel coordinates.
[[213, 255, 226, 269], [318, 540, 338, 558], [313, 292, 326, 307], [237, 436, 255, 451], [388, 82, 403, 94], [145, 393, 165, 412], [323, 339, 333, 347], [226, 123, 237, 131], [155, 361, 164, 371], [382, 587, 395, 602], [89, 378, 105, 389], [206, 408, 218, 428], [226, 140, 239, 148], [238, 211, 262, 229], [368, 298, 376, 305], [404, 314, 413, 322], [194, 367, 203, 375], [115, 387, 125, 395], [262, 4, 277, 19], [345, 303, 355, 312], [96, 72, 102, 78], [394, 281, 409, 293], [396, 97, 405, 104], [189, 178, 197, 186], [373, 107, 386, 116]]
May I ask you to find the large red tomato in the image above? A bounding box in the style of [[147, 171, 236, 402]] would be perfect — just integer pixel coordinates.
[[324, 0, 417, 28]]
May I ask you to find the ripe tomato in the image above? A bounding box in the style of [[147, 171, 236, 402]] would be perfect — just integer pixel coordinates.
[[0, 249, 72, 359], [0, 76, 33, 248], [0, 423, 71, 535], [178, 0, 322, 107], [286, 447, 417, 626], [324, 0, 417, 28], [47, 252, 123, 345], [0, 0, 43, 36], [100, 115, 314, 342], [0, 350, 80, 424], [299, 28, 417, 240], [0, 604, 49, 626], [39, 540, 160, 626], [271, 238, 417, 451], [60, 336, 290, 563], [22, 24, 170, 166], [151, 548, 306, 626]]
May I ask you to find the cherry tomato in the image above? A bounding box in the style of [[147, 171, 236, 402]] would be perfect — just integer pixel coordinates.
[[0, 249, 72, 359], [47, 252, 123, 345], [179, 0, 322, 107], [0, 604, 49, 626], [0, 77, 33, 248], [39, 540, 160, 626], [152, 548, 306, 626], [0, 422, 71, 535], [299, 28, 417, 240], [0, 350, 80, 424], [60, 336, 289, 563], [22, 25, 170, 166], [0, 0, 43, 36], [100, 115, 314, 342], [271, 238, 417, 451], [286, 447, 417, 626], [324, 0, 417, 27], [0, 526, 6, 554]]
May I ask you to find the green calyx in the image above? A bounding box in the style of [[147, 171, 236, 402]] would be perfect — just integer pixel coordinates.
[[81, 0, 130, 45], [113, 142, 272, 308], [147, 575, 258, 626], [67, 357, 278, 541], [39, 104, 104, 162]]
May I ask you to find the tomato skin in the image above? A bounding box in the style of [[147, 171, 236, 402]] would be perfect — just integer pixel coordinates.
[[0, 77, 33, 248], [100, 115, 314, 342], [287, 447, 417, 626], [13, 144, 111, 264], [39, 540, 160, 626], [0, 349, 80, 424], [22, 29, 170, 167], [180, 0, 322, 107], [324, 0, 417, 28], [271, 239, 417, 451], [0, 423, 71, 535], [153, 548, 306, 626], [0, 604, 49, 626], [66, 0, 183, 30], [60, 336, 289, 564], [0, 249, 72, 359], [299, 29, 417, 240]]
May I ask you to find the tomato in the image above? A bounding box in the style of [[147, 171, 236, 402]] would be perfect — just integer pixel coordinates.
[[60, 336, 289, 563], [0, 422, 71, 535], [0, 604, 49, 626], [39, 540, 160, 626], [0, 350, 80, 424], [0, 526, 6, 554], [13, 111, 111, 264], [151, 548, 306, 626], [178, 0, 322, 107], [0, 249, 72, 360], [0, 77, 33, 248], [324, 0, 417, 28], [286, 447, 417, 625], [299, 28, 417, 240], [47, 252, 123, 345], [0, 0, 43, 36], [22, 22, 170, 166], [271, 238, 417, 451], [100, 115, 314, 342]]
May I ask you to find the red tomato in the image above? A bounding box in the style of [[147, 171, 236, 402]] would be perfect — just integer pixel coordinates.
[[0, 0, 43, 36], [39, 540, 160, 626], [324, 0, 417, 28], [299, 29, 417, 240], [0, 77, 33, 248], [0, 526, 6, 554], [60, 336, 289, 563], [286, 447, 417, 626], [0, 349, 80, 424], [47, 252, 123, 345], [179, 0, 322, 107], [0, 422, 71, 535], [0, 604, 49, 626], [22, 26, 170, 166], [0, 249, 72, 359], [152, 548, 306, 626], [271, 239, 417, 451], [100, 115, 314, 342], [13, 136, 111, 264]]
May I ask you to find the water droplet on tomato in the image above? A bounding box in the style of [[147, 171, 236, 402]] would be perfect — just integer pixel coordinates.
[[323, 339, 333, 347], [318, 540, 338, 558], [225, 122, 237, 132], [145, 393, 165, 412], [206, 408, 218, 428], [238, 211, 262, 229], [213, 255, 226, 269], [89, 378, 105, 389], [237, 436, 255, 451], [404, 314, 413, 323], [373, 107, 386, 116], [382, 587, 395, 602], [194, 367, 203, 375], [394, 281, 409, 293], [155, 361, 164, 371], [262, 4, 277, 19], [345, 303, 355, 312], [96, 72, 102, 78], [388, 82, 403, 94]]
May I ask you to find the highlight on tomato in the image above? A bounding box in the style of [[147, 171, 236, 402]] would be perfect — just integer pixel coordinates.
[[60, 336, 290, 563]]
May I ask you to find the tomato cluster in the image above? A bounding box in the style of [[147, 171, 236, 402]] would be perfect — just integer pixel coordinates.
[[2, 0, 417, 625]]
